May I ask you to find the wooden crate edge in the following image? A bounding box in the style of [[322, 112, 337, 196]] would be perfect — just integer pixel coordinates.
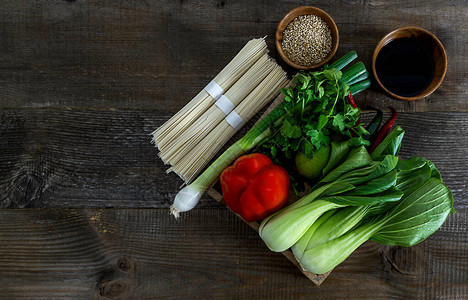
[[204, 79, 332, 286], [206, 186, 331, 286]]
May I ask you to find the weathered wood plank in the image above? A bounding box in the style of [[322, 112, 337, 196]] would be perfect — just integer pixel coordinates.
[[0, 0, 466, 112], [0, 208, 465, 299], [0, 1, 466, 298], [0, 109, 466, 209]]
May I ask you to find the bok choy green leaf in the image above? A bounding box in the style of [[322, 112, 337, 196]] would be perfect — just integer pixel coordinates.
[[259, 146, 403, 252], [290, 158, 455, 275]]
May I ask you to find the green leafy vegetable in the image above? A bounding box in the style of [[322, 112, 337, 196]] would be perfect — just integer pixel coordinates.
[[296, 217, 382, 274], [370, 126, 405, 159], [292, 205, 370, 260], [260, 124, 453, 275], [321, 141, 352, 176], [291, 209, 337, 259], [259, 199, 343, 252], [321, 147, 373, 183], [409, 156, 442, 181], [261, 62, 370, 163], [370, 178, 454, 246], [287, 156, 455, 275], [344, 169, 397, 195], [321, 186, 403, 206], [259, 146, 404, 252], [259, 132, 454, 275]]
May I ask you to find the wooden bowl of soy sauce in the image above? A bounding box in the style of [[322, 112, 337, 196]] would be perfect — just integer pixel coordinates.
[[372, 27, 447, 101]]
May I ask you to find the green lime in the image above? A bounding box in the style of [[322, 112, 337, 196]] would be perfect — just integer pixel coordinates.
[[295, 146, 331, 180]]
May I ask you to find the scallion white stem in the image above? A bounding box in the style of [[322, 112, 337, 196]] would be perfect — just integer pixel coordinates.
[[170, 127, 273, 218]]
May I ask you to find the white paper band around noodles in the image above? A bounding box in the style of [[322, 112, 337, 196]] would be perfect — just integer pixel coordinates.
[[215, 95, 234, 115], [204, 80, 224, 100], [225, 111, 243, 130]]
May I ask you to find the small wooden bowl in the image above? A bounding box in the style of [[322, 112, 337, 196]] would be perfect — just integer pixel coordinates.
[[276, 6, 339, 70], [372, 26, 447, 101]]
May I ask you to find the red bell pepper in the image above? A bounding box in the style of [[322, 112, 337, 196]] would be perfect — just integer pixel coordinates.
[[220, 153, 290, 222]]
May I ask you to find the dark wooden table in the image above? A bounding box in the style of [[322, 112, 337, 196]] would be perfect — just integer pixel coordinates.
[[1, 1, 467, 299]]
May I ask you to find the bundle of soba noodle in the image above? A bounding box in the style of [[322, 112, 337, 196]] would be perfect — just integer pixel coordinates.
[[171, 66, 288, 182], [152, 37, 288, 184], [152, 38, 268, 149]]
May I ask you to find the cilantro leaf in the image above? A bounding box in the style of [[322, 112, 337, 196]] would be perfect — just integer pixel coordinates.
[[332, 114, 346, 131], [281, 119, 302, 139], [349, 136, 371, 147], [318, 86, 325, 98], [270, 146, 277, 157], [306, 129, 329, 149], [303, 140, 315, 158], [323, 69, 336, 81], [318, 114, 329, 130]]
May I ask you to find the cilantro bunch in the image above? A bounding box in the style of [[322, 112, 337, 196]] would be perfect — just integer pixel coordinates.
[[261, 67, 370, 161]]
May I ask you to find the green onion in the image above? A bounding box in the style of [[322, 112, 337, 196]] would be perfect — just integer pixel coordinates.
[[347, 71, 370, 86], [170, 107, 283, 217], [170, 126, 273, 217], [329, 51, 357, 71], [339, 62, 367, 86], [350, 79, 371, 95]]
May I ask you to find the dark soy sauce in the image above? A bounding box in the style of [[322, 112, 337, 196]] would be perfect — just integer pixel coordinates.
[[375, 38, 435, 97]]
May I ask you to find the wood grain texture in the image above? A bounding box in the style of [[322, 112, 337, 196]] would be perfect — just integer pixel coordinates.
[[0, 0, 466, 112], [0, 109, 466, 209], [0, 208, 465, 299], [0, 0, 467, 297], [206, 188, 332, 286]]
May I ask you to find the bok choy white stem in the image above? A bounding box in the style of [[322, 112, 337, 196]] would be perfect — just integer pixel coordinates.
[[297, 177, 454, 274]]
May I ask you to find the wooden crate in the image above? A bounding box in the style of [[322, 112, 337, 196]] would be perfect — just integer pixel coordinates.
[[206, 187, 331, 285], [204, 85, 332, 286]]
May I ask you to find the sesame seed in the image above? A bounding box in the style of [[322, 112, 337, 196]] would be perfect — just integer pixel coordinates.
[[281, 14, 333, 67]]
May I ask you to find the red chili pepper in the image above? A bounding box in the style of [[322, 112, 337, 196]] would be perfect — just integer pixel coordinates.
[[369, 106, 397, 153], [348, 92, 361, 138], [220, 153, 290, 222], [348, 92, 361, 125], [348, 92, 358, 108]]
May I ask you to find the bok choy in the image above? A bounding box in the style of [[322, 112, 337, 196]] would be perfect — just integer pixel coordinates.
[[259, 145, 403, 252], [259, 126, 455, 274], [296, 176, 453, 274]]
